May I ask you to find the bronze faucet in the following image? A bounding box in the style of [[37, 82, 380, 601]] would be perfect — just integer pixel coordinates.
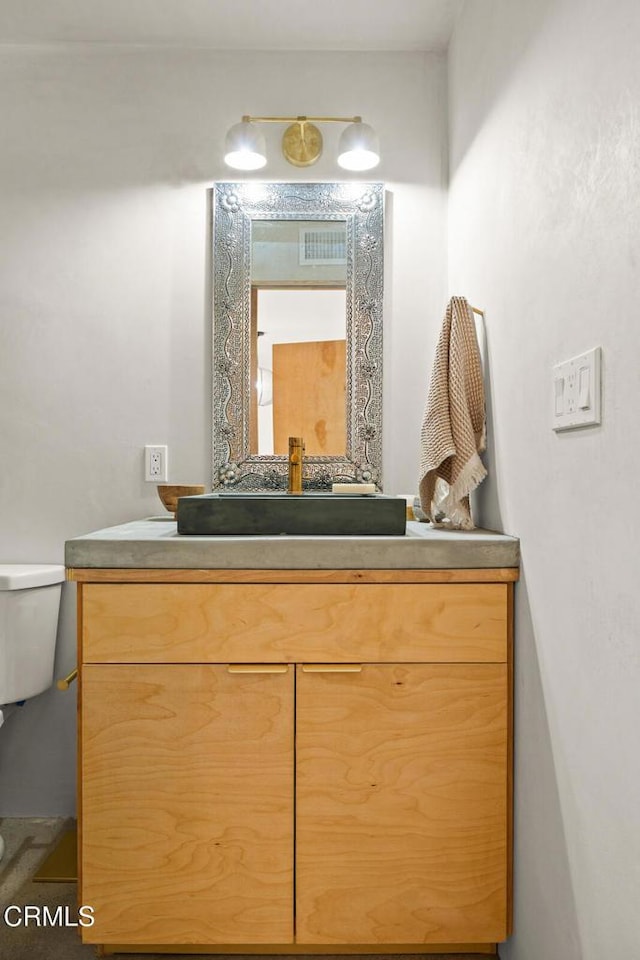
[[288, 437, 304, 494]]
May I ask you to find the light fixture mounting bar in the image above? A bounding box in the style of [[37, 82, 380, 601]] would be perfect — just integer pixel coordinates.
[[242, 115, 362, 124]]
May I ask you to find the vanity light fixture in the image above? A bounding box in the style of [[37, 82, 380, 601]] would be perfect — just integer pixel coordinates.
[[224, 115, 380, 171]]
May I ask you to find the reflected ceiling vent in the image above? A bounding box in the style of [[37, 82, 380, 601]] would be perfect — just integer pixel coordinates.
[[299, 226, 346, 266]]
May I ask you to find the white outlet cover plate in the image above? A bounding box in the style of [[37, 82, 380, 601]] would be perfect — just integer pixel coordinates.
[[144, 445, 168, 482], [552, 346, 601, 431]]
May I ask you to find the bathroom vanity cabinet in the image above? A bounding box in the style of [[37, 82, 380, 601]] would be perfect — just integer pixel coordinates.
[[68, 544, 517, 956]]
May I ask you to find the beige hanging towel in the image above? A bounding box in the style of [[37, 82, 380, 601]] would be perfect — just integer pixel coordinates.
[[418, 296, 487, 530]]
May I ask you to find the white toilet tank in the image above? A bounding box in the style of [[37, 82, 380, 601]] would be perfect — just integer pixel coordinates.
[[0, 564, 65, 704]]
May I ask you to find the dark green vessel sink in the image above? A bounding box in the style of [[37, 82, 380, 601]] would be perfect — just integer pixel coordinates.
[[176, 492, 406, 537]]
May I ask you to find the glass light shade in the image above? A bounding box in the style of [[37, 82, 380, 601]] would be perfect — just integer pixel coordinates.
[[224, 121, 267, 170], [337, 121, 380, 171], [256, 367, 273, 406]]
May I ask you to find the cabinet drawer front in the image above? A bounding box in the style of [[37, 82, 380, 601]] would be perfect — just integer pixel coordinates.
[[82, 582, 507, 664]]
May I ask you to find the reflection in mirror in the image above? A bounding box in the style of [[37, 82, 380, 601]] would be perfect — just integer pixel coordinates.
[[249, 220, 347, 457], [251, 288, 347, 455], [212, 182, 383, 491]]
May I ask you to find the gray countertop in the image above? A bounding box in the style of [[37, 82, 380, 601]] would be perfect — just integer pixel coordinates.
[[65, 518, 519, 570]]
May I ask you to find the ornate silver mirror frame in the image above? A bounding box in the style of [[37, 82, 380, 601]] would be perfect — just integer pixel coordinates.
[[212, 181, 384, 490]]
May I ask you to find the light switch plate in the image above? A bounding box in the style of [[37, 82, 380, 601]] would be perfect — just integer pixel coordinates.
[[552, 347, 601, 431]]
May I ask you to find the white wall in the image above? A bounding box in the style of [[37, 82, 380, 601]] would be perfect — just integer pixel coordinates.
[[449, 1, 640, 956], [0, 47, 448, 814]]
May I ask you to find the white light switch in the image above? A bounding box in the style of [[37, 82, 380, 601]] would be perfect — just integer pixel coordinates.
[[554, 377, 565, 415], [578, 367, 590, 408], [552, 347, 601, 431]]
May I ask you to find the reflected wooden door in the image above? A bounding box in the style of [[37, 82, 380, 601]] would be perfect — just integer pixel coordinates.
[[272, 339, 346, 455]]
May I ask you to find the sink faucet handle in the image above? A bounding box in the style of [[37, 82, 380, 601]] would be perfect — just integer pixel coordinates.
[[288, 436, 304, 494]]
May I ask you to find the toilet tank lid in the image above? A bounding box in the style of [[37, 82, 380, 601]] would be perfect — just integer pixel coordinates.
[[0, 564, 65, 590]]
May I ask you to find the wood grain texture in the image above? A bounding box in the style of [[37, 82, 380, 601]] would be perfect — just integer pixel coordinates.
[[81, 583, 508, 664], [68, 568, 520, 584], [506, 583, 514, 935], [100, 944, 498, 955], [81, 664, 294, 944], [295, 663, 508, 944], [76, 585, 84, 898], [272, 339, 346, 456]]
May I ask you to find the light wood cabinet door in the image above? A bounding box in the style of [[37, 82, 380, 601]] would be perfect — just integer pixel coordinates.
[[81, 664, 294, 945], [295, 663, 508, 945]]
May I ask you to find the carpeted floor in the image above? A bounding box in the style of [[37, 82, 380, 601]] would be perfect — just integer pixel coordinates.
[[0, 818, 498, 960]]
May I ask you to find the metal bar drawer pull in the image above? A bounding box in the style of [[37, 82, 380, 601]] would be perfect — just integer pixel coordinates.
[[301, 664, 363, 673], [57, 668, 78, 690], [227, 664, 289, 674]]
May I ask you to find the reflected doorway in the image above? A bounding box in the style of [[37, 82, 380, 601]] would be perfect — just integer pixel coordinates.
[[250, 286, 347, 456]]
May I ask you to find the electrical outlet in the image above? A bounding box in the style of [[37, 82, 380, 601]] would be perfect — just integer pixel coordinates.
[[144, 445, 168, 482]]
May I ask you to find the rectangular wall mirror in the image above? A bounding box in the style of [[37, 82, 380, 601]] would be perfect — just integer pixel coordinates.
[[212, 182, 384, 490]]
